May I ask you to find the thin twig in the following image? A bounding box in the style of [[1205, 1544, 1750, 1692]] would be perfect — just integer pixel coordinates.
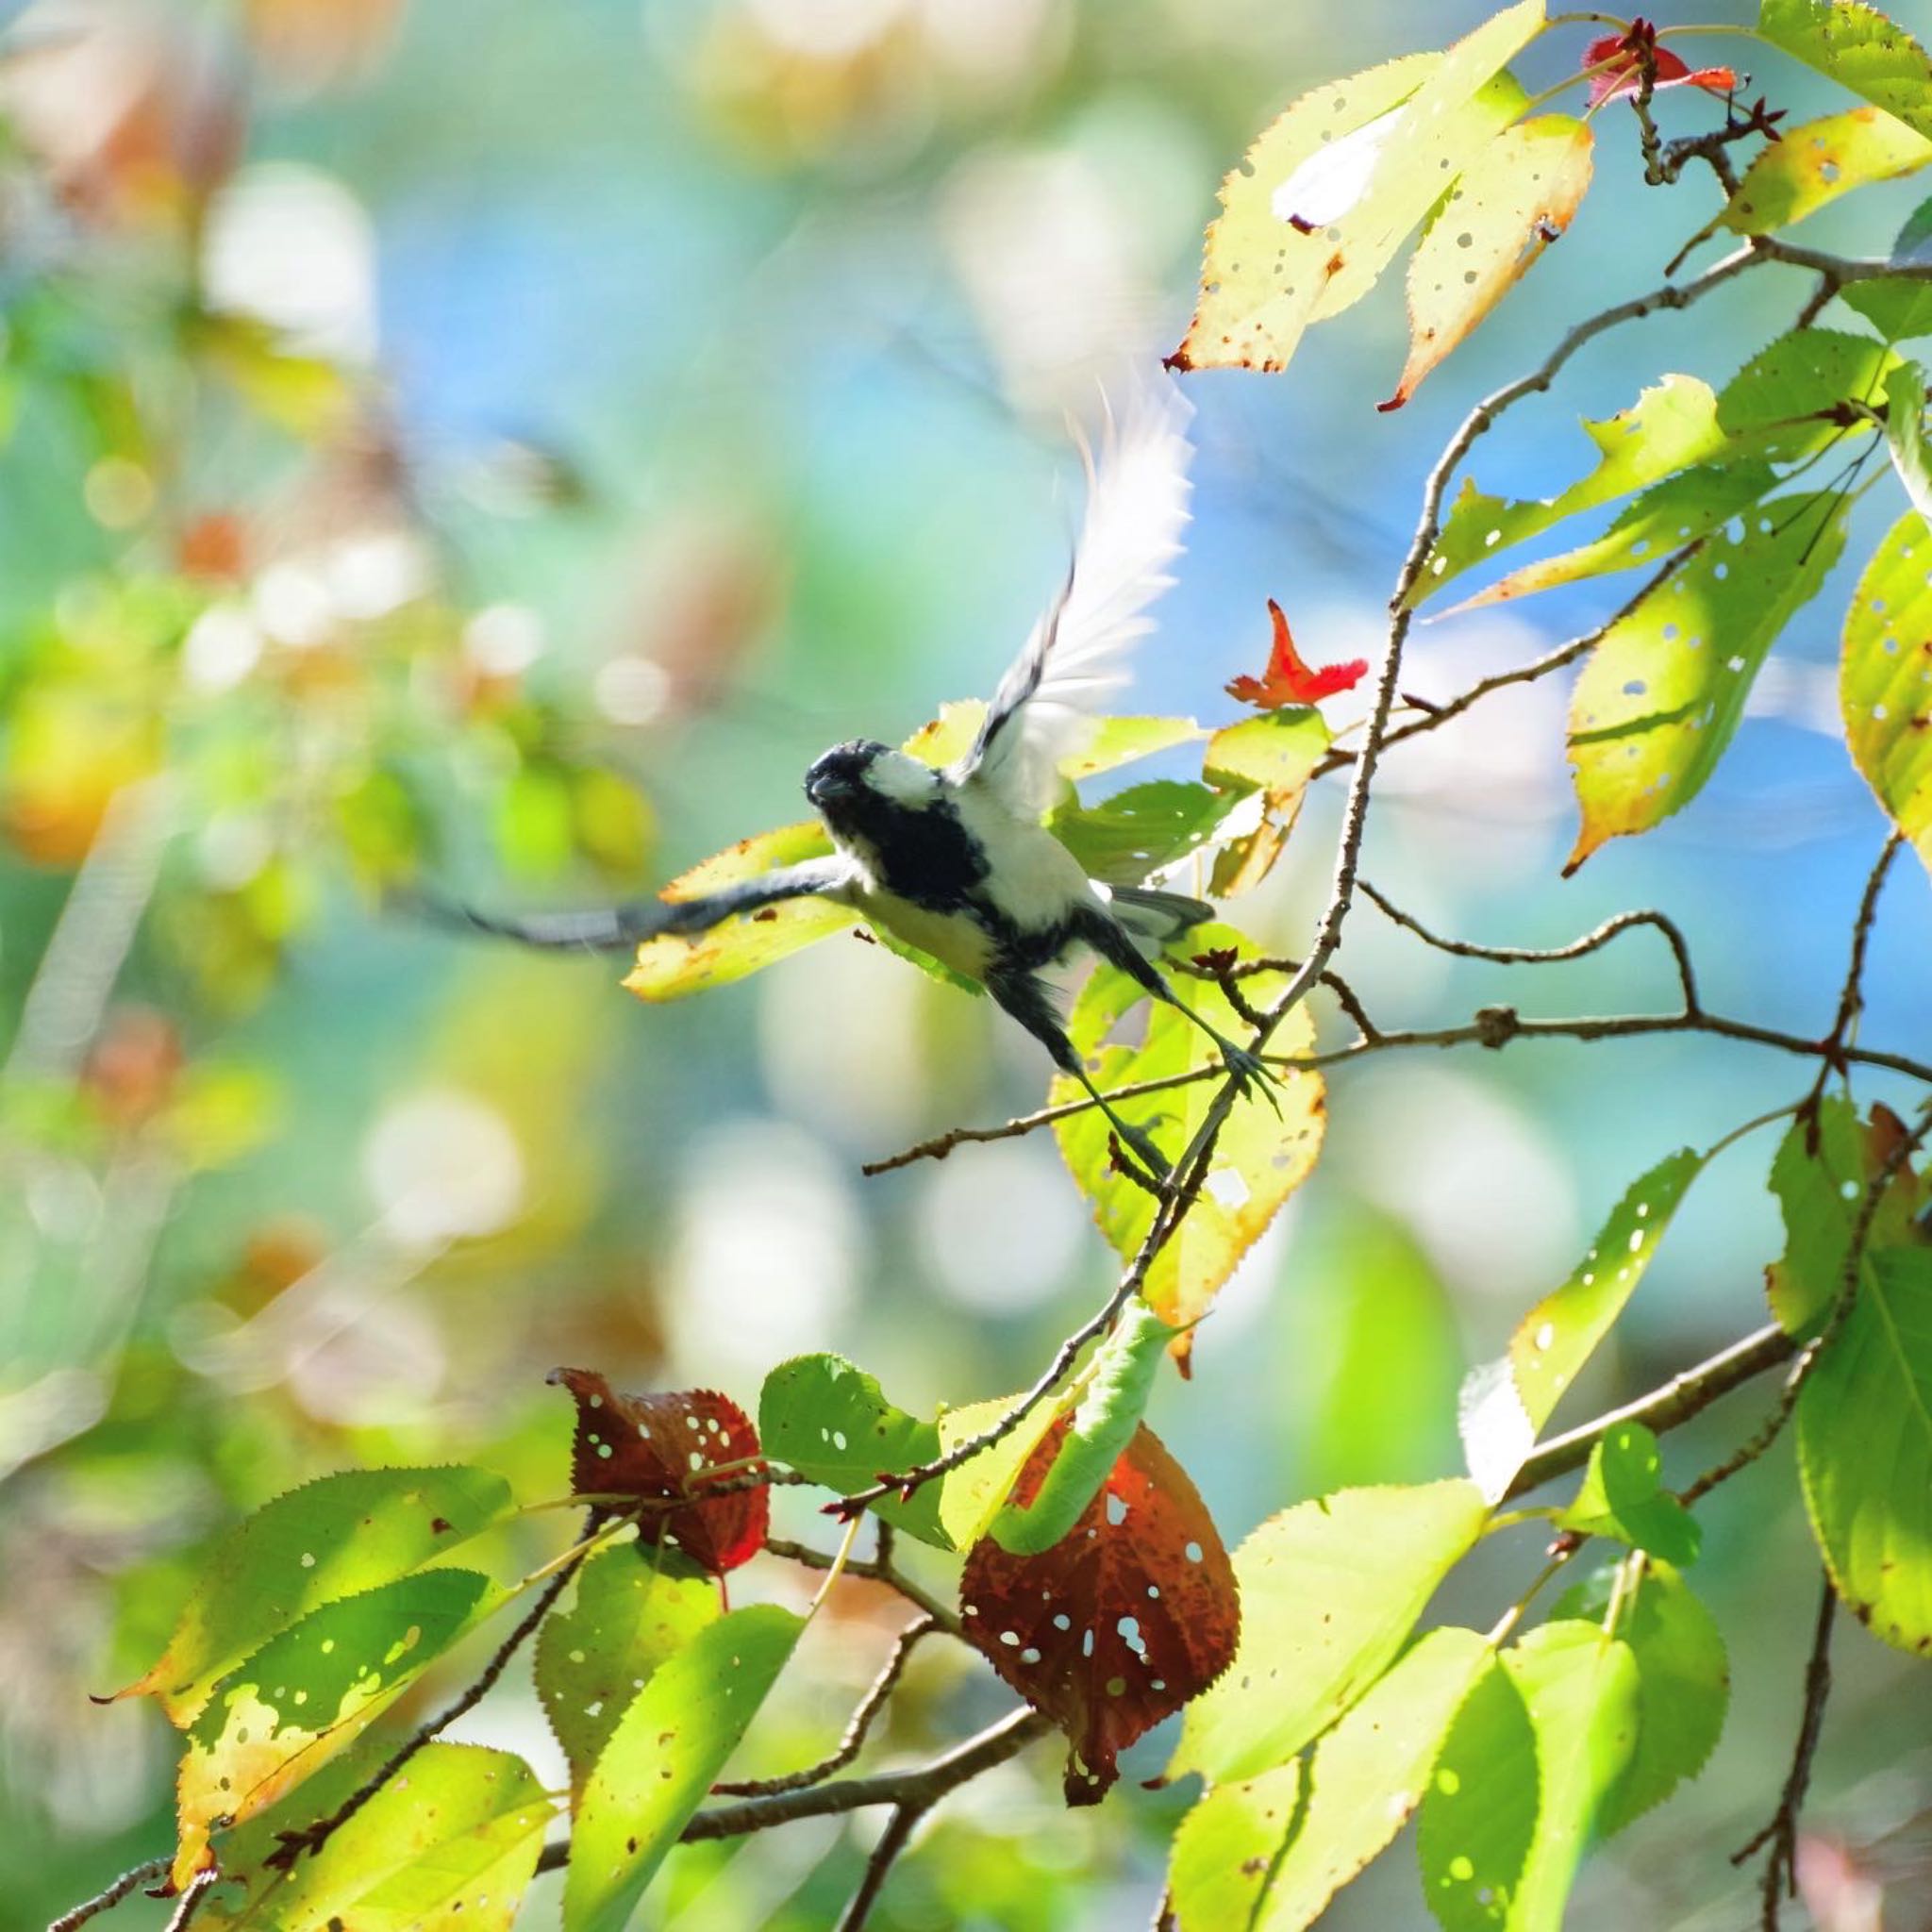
[[160, 1873, 215, 1932], [1731, 1573, 1838, 1931], [764, 1537, 958, 1634], [264, 1512, 603, 1871], [713, 1616, 939, 1798], [836, 1801, 925, 1932], [1803, 831, 1906, 1121], [46, 1857, 170, 1932]]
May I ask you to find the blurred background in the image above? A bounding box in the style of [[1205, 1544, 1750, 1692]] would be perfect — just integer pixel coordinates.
[[2, 0, 1929, 1925]]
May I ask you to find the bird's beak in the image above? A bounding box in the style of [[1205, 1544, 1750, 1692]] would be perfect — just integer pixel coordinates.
[[806, 771, 845, 808]]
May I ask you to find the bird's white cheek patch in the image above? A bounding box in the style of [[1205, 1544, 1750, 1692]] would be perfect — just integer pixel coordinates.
[[865, 754, 941, 808]]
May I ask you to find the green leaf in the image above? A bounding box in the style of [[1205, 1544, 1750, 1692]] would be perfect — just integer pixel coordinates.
[[1501, 1622, 1641, 1929], [1051, 924, 1325, 1365], [1842, 509, 1932, 874], [116, 1466, 513, 1724], [1460, 1150, 1703, 1502], [1203, 708, 1332, 895], [535, 1546, 720, 1799], [935, 1391, 1071, 1551], [1798, 1246, 1932, 1655], [175, 1570, 504, 1890], [1883, 362, 1932, 517], [1417, 1657, 1539, 1930], [1716, 327, 1901, 460], [1758, 0, 1932, 141], [1565, 491, 1849, 870], [1168, 1478, 1490, 1784], [1723, 106, 1932, 235], [758, 1353, 951, 1547], [1066, 714, 1206, 780], [1170, 1627, 1491, 1932], [565, 1604, 803, 1932], [1385, 116, 1594, 410], [991, 1296, 1180, 1554], [1766, 1097, 1928, 1333], [203, 1743, 552, 1932], [1441, 462, 1780, 614], [1556, 1560, 1728, 1834], [1048, 779, 1232, 887], [1410, 375, 1734, 607], [1557, 1423, 1702, 1566], [1842, 194, 1932, 339]]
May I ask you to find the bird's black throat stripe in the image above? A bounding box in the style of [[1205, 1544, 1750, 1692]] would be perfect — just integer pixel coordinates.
[[825, 787, 989, 912]]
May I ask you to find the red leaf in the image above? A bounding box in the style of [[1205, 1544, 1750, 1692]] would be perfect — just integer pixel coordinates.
[[550, 1367, 768, 1575], [1225, 601, 1367, 710], [960, 1420, 1238, 1804], [1583, 21, 1736, 106]]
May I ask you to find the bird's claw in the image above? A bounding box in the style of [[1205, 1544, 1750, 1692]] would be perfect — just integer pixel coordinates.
[[1220, 1041, 1282, 1114]]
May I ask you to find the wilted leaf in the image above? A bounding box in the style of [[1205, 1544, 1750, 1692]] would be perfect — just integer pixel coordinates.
[[1410, 375, 1732, 607], [565, 1605, 803, 1932], [1556, 1422, 1701, 1565], [1051, 925, 1325, 1368], [1565, 491, 1848, 870], [114, 1466, 513, 1724], [1556, 1560, 1728, 1833], [1758, 0, 1932, 141], [1203, 705, 1332, 895], [1766, 1097, 1927, 1334], [960, 1421, 1237, 1803], [1723, 106, 1932, 235], [175, 1569, 504, 1888], [1798, 1246, 1932, 1655], [551, 1369, 767, 1576], [1461, 1150, 1703, 1502], [535, 1546, 719, 1801], [1170, 1627, 1490, 1932], [1581, 24, 1736, 104], [1383, 115, 1594, 411], [758, 1353, 950, 1547], [202, 1743, 551, 1932], [1170, 1478, 1490, 1784], [1416, 1657, 1539, 1930], [1225, 601, 1368, 708], [1842, 510, 1932, 874]]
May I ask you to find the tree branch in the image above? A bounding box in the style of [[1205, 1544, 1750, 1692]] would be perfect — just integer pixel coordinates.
[[47, 1857, 171, 1932], [764, 1536, 958, 1635], [836, 1802, 926, 1932]]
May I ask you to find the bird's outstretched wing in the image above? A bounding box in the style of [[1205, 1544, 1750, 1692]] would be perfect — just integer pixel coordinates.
[[955, 379, 1193, 821], [411, 857, 858, 953]]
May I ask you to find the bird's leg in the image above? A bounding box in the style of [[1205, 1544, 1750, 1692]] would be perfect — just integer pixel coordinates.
[[986, 967, 1171, 1179]]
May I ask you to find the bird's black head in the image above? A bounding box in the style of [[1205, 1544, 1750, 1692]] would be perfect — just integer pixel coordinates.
[[804, 740, 889, 814]]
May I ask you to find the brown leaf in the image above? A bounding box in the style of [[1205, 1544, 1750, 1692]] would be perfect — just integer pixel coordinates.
[[550, 1368, 768, 1576], [960, 1421, 1238, 1803]]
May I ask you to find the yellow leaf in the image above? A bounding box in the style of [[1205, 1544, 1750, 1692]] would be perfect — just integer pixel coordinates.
[[1384, 115, 1593, 411], [1723, 106, 1932, 236]]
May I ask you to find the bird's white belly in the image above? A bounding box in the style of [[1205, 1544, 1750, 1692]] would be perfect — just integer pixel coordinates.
[[852, 887, 997, 980]]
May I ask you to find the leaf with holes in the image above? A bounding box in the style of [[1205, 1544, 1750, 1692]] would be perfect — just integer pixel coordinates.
[[551, 1370, 767, 1576], [535, 1546, 719, 1802], [960, 1420, 1237, 1803], [1556, 1422, 1701, 1565], [1417, 1656, 1540, 1931], [1408, 375, 1734, 607], [1051, 925, 1325, 1372], [1461, 1149, 1704, 1502], [758, 1354, 950, 1547], [1170, 2, 1542, 375], [1717, 327, 1903, 461], [1724, 106, 1932, 235], [1169, 1478, 1490, 1785], [1384, 116, 1594, 411], [991, 1298, 1181, 1556], [1843, 509, 1932, 874], [1566, 491, 1849, 870], [1556, 1560, 1728, 1834], [1799, 1246, 1932, 1655], [1224, 601, 1368, 708], [172, 1568, 505, 1889], [1048, 780, 1234, 888], [201, 1743, 552, 1932], [1767, 1097, 1928, 1334], [111, 1466, 512, 1726], [1169, 1626, 1491, 1932], [565, 1604, 803, 1932], [1204, 706, 1332, 895], [1843, 194, 1932, 340], [1759, 0, 1932, 141], [1883, 362, 1932, 518]]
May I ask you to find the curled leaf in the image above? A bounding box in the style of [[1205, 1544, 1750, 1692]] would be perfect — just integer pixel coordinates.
[[1225, 600, 1367, 708], [1583, 21, 1736, 104]]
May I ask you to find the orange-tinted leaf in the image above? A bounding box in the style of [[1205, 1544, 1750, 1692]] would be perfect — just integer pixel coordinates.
[[1583, 23, 1737, 105], [551, 1369, 768, 1576], [1224, 601, 1367, 708], [960, 1420, 1238, 1804]]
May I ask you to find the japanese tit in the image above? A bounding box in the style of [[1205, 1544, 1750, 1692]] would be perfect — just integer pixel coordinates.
[[447, 381, 1274, 1174]]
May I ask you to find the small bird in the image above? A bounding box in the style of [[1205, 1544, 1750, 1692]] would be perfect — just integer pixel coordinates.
[[446, 383, 1273, 1174]]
